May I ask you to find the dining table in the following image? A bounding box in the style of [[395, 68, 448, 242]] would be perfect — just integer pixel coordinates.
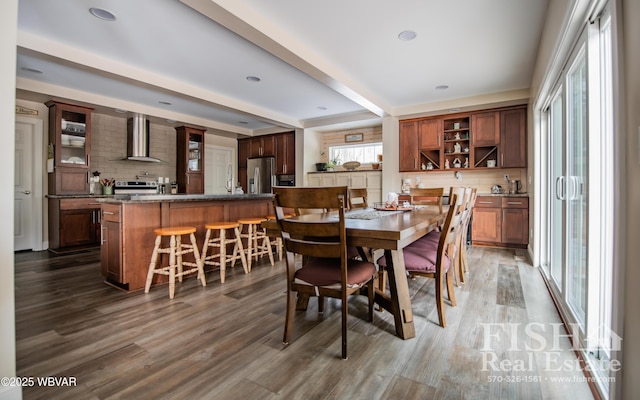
[[263, 205, 448, 340]]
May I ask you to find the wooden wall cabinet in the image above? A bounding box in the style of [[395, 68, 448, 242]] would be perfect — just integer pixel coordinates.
[[249, 135, 275, 157], [399, 105, 527, 172], [176, 126, 205, 194], [500, 107, 527, 168], [472, 196, 529, 248], [399, 121, 420, 171], [275, 132, 295, 175], [46, 101, 93, 194], [48, 198, 102, 252]]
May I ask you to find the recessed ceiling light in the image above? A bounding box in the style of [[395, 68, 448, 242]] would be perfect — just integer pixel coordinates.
[[238, 121, 248, 125], [158, 101, 172, 106], [317, 106, 327, 111], [435, 85, 449, 90], [449, 108, 461, 113], [20, 67, 43, 74], [114, 108, 127, 114], [398, 30, 417, 41], [89, 8, 116, 21], [246, 76, 261, 82]]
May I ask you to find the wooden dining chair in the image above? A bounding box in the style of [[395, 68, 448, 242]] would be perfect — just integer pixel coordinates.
[[347, 188, 368, 210], [272, 186, 377, 359], [410, 187, 445, 213], [377, 194, 464, 328], [448, 187, 473, 286], [458, 188, 477, 281]]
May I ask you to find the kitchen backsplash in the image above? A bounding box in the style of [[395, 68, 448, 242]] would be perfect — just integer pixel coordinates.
[[90, 113, 177, 181], [400, 168, 527, 194]]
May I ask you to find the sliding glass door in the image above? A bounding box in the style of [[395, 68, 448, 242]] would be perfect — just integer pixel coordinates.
[[542, 4, 615, 394]]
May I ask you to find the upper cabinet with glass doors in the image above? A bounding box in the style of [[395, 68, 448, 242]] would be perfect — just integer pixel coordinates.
[[46, 101, 93, 194]]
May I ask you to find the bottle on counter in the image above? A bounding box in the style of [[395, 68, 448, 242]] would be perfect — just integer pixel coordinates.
[[171, 181, 178, 194]]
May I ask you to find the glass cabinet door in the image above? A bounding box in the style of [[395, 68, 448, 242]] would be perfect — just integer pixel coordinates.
[[188, 133, 202, 172], [60, 109, 88, 166]]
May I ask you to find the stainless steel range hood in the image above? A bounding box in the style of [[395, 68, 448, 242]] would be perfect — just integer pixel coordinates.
[[124, 114, 162, 163]]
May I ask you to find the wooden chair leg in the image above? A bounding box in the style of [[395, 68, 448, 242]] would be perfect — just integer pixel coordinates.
[[283, 288, 296, 345], [219, 229, 227, 283], [435, 269, 445, 328], [235, 227, 248, 273], [368, 279, 375, 322], [341, 293, 348, 360], [446, 264, 457, 307], [176, 235, 183, 283], [169, 235, 176, 299], [145, 235, 162, 293], [189, 233, 205, 287]]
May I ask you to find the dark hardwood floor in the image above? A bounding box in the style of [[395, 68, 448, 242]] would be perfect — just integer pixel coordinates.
[[14, 247, 593, 399]]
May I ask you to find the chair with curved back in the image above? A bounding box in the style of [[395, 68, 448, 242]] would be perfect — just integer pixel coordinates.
[[272, 186, 377, 359], [347, 188, 368, 210], [377, 194, 464, 328], [410, 187, 445, 213], [448, 187, 473, 285]]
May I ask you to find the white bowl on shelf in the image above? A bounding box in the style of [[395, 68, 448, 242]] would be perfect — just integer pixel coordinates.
[[70, 139, 84, 147]]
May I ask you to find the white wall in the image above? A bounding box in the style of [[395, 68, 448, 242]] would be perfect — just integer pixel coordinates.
[[1, 2, 21, 400]]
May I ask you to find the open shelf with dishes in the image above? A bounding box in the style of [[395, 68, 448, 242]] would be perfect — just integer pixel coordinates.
[[419, 149, 440, 170], [176, 126, 205, 193], [46, 101, 92, 194]]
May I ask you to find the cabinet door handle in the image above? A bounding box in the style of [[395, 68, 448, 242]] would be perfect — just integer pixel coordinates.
[[479, 201, 494, 204], [103, 211, 115, 215], [506, 201, 523, 205], [501, 154, 504, 166]]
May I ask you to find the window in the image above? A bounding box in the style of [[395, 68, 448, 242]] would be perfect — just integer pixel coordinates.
[[329, 143, 382, 165]]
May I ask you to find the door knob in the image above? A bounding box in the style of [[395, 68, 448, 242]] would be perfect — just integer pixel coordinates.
[[19, 190, 31, 195]]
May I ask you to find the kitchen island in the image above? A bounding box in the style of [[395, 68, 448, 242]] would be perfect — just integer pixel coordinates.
[[97, 193, 274, 292]]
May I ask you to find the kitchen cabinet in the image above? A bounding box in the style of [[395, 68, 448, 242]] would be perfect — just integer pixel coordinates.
[[419, 119, 442, 149], [472, 196, 529, 248], [48, 197, 102, 252], [471, 111, 500, 146], [399, 121, 420, 171], [249, 135, 275, 158], [275, 132, 295, 175], [306, 171, 382, 203], [46, 101, 92, 194], [501, 197, 529, 245], [101, 203, 122, 285], [176, 126, 205, 194], [500, 106, 527, 168], [238, 140, 249, 169]]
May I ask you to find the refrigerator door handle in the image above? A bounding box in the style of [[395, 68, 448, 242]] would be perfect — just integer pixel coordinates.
[[254, 167, 260, 194]]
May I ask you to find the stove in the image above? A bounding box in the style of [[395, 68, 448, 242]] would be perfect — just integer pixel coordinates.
[[114, 180, 158, 194]]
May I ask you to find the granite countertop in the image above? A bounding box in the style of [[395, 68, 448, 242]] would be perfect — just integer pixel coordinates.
[[476, 192, 529, 197], [46, 194, 114, 199], [96, 193, 273, 204], [308, 169, 380, 174]]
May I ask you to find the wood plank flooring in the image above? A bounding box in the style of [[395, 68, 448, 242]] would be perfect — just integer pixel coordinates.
[[14, 247, 594, 399]]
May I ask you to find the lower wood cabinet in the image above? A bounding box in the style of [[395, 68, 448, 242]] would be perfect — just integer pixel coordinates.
[[472, 196, 528, 248], [48, 197, 102, 252], [100, 203, 122, 286]]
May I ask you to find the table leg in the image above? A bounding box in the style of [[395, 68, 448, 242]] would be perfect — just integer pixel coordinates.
[[377, 249, 415, 339]]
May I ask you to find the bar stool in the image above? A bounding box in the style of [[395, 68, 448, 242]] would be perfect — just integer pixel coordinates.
[[237, 217, 274, 271], [201, 221, 248, 283], [145, 226, 206, 299], [265, 214, 294, 261]]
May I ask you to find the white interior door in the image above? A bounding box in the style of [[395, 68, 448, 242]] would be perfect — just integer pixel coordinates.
[[204, 145, 233, 194], [14, 119, 35, 251]]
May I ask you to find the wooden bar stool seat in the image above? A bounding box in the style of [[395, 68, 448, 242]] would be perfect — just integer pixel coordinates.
[[201, 221, 248, 283], [265, 214, 294, 261], [145, 226, 206, 299], [238, 217, 274, 270]]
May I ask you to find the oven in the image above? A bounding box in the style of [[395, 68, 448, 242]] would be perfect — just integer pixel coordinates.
[[114, 180, 158, 194], [276, 175, 295, 186]]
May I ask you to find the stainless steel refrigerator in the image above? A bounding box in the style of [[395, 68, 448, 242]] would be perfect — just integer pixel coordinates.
[[247, 157, 276, 194]]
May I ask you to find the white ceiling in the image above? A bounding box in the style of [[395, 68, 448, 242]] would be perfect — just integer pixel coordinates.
[[15, 0, 549, 136]]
